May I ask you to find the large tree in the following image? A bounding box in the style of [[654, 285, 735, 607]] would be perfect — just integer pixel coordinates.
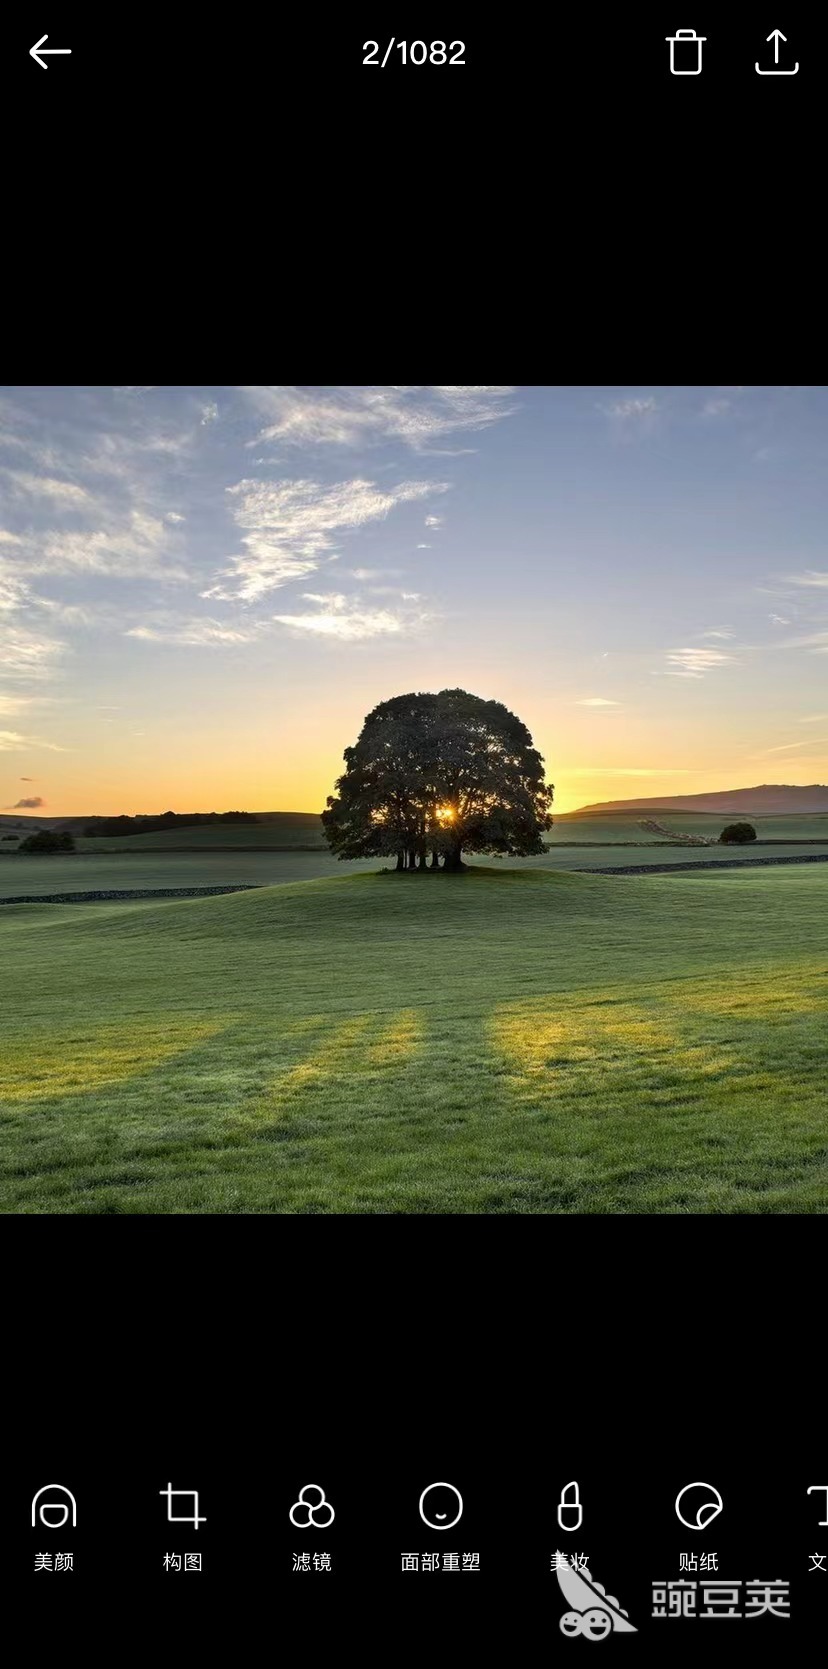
[[322, 688, 554, 871]]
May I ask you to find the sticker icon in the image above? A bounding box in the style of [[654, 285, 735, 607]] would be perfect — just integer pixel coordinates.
[[32, 1484, 77, 1529], [290, 1485, 335, 1528], [419, 1482, 463, 1531], [159, 1483, 206, 1528], [558, 1481, 583, 1532], [675, 1481, 723, 1531], [666, 28, 706, 75], [557, 1554, 638, 1638]]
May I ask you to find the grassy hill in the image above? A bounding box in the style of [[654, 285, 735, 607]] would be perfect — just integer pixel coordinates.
[[77, 815, 325, 852], [2, 865, 827, 1214], [570, 784, 828, 816]]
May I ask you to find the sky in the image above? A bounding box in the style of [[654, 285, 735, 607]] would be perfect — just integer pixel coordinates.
[[1, 384, 827, 816]]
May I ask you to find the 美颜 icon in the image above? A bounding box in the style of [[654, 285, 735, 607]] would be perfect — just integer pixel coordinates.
[[290, 1484, 335, 1528], [675, 1481, 723, 1531], [557, 1481, 583, 1532], [32, 1484, 77, 1528], [666, 28, 706, 76], [419, 1482, 463, 1530]]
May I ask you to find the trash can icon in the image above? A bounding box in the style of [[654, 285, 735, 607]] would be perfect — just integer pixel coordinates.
[[666, 28, 706, 75]]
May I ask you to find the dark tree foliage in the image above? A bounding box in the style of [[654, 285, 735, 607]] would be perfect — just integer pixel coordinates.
[[19, 830, 75, 853], [719, 822, 757, 844], [82, 810, 258, 837], [322, 688, 554, 871]]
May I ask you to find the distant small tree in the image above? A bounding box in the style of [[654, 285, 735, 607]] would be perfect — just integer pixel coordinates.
[[719, 822, 757, 845], [18, 830, 75, 854]]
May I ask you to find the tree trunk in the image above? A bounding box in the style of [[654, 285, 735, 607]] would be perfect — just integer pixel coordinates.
[[396, 851, 405, 871], [443, 836, 464, 872], [430, 850, 440, 869], [408, 848, 417, 871]]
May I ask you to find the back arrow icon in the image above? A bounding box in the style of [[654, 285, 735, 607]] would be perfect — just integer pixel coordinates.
[[30, 35, 72, 69]]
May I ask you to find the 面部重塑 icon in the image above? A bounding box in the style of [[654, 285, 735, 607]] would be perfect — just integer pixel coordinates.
[[419, 1482, 463, 1531]]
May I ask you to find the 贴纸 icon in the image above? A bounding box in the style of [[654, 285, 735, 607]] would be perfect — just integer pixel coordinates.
[[675, 1481, 723, 1531]]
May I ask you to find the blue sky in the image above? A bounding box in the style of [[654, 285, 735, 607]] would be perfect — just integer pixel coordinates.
[[1, 384, 826, 813]]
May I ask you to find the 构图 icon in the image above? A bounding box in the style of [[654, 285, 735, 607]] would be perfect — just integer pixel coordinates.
[[159, 1483, 206, 1528], [290, 1484, 335, 1528], [419, 1482, 463, 1531], [558, 1481, 583, 1532], [557, 1554, 638, 1639], [675, 1481, 723, 1531], [32, 1484, 77, 1528], [666, 28, 706, 75]]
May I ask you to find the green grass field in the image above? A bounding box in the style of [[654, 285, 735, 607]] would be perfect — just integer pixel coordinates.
[[2, 865, 827, 1214], [3, 843, 828, 900]]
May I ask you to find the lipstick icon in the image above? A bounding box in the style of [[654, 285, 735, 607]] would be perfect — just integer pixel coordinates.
[[557, 1480, 583, 1532]]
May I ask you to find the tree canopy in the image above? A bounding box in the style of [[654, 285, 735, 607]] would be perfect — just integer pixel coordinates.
[[322, 688, 554, 871], [19, 830, 75, 854], [719, 821, 757, 844]]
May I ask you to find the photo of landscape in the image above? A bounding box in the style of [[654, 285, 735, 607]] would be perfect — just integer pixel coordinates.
[[2, 384, 826, 1214]]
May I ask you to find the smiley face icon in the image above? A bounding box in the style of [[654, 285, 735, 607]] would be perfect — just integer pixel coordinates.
[[419, 1482, 463, 1531], [581, 1609, 613, 1642]]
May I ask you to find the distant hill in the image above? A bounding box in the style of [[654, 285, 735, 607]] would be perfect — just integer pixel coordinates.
[[0, 810, 323, 833], [566, 785, 828, 817]]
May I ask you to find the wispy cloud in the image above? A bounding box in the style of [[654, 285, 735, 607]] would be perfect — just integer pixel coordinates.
[[769, 613, 791, 626], [0, 622, 66, 681], [785, 570, 828, 588], [702, 398, 732, 417], [799, 714, 828, 723], [574, 697, 620, 707], [599, 396, 657, 421], [6, 794, 44, 808], [424, 514, 444, 529], [8, 510, 188, 580], [0, 730, 66, 753], [569, 767, 691, 777], [205, 477, 449, 602], [662, 646, 736, 678], [273, 592, 431, 641], [238, 386, 517, 452], [701, 629, 735, 640], [4, 471, 94, 506], [200, 402, 219, 425], [126, 617, 262, 646], [778, 631, 828, 653], [759, 738, 828, 754]]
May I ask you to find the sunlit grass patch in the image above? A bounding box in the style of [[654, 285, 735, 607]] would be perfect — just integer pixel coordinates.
[[0, 1018, 227, 1105]]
